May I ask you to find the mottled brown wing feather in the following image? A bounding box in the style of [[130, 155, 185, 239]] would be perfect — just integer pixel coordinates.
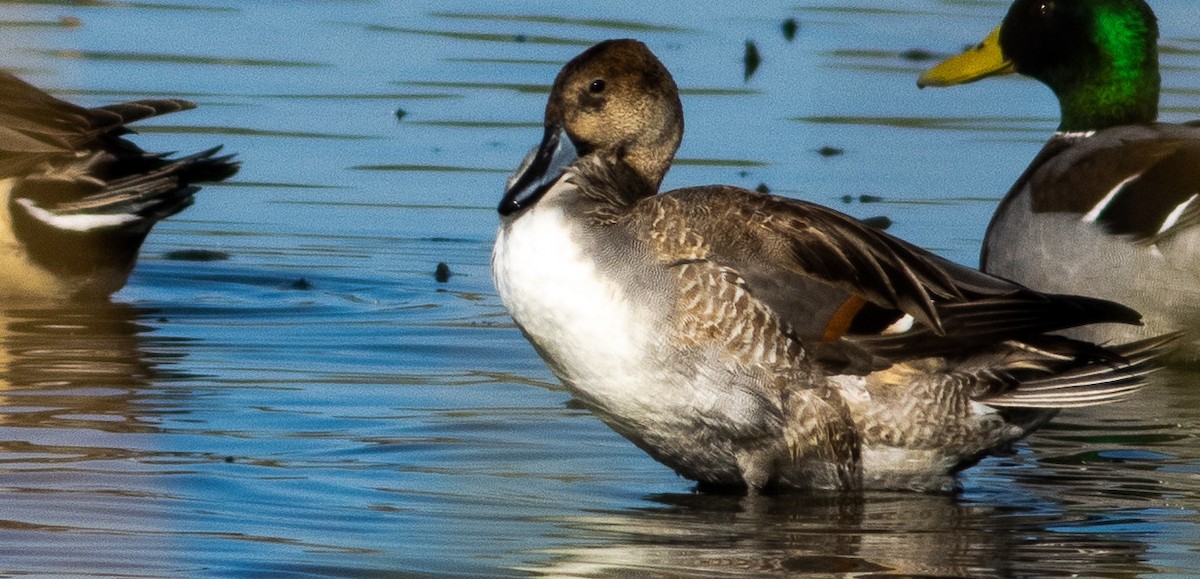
[[639, 186, 1140, 371], [655, 186, 963, 329], [0, 71, 198, 176], [0, 72, 91, 155]]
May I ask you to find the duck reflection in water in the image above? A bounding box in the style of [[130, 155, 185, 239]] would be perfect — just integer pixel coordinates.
[[492, 39, 1175, 493], [0, 303, 182, 434], [0, 302, 194, 569], [522, 490, 1151, 576]]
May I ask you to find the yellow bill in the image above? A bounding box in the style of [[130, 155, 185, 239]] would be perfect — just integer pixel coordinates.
[[917, 26, 1017, 88]]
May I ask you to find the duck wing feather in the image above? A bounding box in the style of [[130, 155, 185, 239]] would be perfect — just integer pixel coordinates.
[[635, 186, 1141, 373]]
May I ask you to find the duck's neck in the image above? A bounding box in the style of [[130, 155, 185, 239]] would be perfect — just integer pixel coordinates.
[[1056, 4, 1160, 132], [567, 155, 656, 222], [1056, 64, 1158, 132]]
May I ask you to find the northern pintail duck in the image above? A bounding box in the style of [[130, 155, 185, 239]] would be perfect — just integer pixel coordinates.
[[919, 0, 1200, 358], [0, 71, 238, 299], [493, 39, 1171, 492]]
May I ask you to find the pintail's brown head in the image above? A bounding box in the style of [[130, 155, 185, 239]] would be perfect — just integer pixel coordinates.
[[500, 39, 684, 216]]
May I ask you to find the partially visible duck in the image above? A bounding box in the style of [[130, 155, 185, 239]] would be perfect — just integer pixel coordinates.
[[493, 39, 1172, 492], [0, 71, 238, 299], [919, 0, 1200, 358]]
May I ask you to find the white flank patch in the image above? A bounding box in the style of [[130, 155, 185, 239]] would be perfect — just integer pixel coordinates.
[[492, 196, 649, 402], [1157, 194, 1198, 235], [1082, 174, 1141, 223], [17, 198, 138, 232], [881, 313, 914, 335]]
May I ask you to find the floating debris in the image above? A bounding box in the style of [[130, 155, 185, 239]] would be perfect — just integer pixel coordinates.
[[861, 215, 892, 230], [743, 40, 761, 82], [435, 262, 452, 283], [163, 249, 230, 262], [841, 194, 884, 204], [901, 48, 936, 62], [816, 146, 844, 157], [395, 107, 407, 121], [781, 18, 798, 42], [289, 277, 313, 290], [755, 183, 770, 194]]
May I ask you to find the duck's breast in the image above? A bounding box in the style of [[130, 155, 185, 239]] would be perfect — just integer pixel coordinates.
[[492, 202, 667, 402]]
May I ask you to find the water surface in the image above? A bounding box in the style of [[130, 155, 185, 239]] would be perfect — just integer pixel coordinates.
[[0, 0, 1198, 576]]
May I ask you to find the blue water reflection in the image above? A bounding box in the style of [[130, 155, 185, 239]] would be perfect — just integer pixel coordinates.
[[0, 0, 1195, 576]]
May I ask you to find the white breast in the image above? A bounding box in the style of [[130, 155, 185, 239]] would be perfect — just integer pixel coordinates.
[[492, 201, 656, 408]]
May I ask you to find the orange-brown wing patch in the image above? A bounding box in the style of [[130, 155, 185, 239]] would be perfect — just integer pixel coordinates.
[[820, 295, 866, 343]]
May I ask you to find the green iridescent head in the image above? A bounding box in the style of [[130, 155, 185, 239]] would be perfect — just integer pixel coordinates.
[[921, 0, 1160, 132]]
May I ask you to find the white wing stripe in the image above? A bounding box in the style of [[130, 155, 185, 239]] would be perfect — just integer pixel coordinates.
[[1157, 193, 1198, 235], [1082, 173, 1142, 223], [16, 198, 139, 232]]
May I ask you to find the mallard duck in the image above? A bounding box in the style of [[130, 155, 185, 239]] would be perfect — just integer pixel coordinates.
[[919, 0, 1200, 358], [0, 71, 238, 299], [492, 39, 1172, 492]]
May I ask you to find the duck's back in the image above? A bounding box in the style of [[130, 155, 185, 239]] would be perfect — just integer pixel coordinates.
[[982, 124, 1200, 350]]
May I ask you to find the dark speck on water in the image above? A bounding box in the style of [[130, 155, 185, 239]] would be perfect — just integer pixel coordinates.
[[782, 17, 799, 41], [755, 183, 771, 193], [817, 146, 844, 157], [163, 249, 230, 262], [842, 194, 884, 204], [395, 107, 407, 121], [861, 215, 893, 230], [435, 262, 452, 283], [289, 277, 313, 290], [901, 48, 936, 61], [743, 40, 761, 82]]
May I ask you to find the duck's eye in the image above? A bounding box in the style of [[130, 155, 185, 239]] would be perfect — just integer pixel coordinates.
[[1035, 1, 1054, 17], [588, 79, 607, 93]]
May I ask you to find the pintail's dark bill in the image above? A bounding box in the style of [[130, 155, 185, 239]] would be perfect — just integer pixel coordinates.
[[499, 125, 578, 216]]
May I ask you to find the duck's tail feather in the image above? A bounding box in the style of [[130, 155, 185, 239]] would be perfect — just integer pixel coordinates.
[[90, 99, 197, 135], [16, 146, 239, 233], [982, 332, 1179, 409]]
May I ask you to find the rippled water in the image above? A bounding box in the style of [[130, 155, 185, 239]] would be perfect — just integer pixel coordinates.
[[0, 0, 1198, 576]]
